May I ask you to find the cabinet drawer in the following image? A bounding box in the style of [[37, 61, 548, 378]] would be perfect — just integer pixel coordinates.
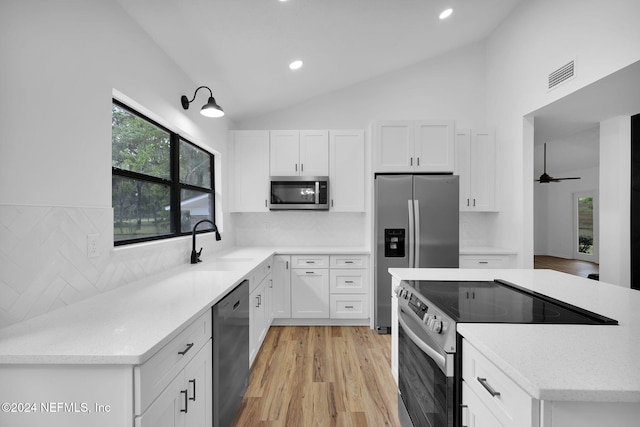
[[291, 255, 329, 268], [329, 254, 369, 268], [462, 380, 504, 427], [459, 255, 509, 269], [251, 257, 273, 293], [330, 269, 369, 294], [462, 339, 535, 426], [330, 294, 369, 319], [134, 311, 211, 415]]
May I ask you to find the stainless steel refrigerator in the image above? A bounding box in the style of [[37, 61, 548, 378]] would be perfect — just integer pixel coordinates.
[[374, 174, 459, 333]]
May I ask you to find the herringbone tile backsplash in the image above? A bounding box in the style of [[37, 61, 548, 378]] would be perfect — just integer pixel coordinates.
[[0, 205, 194, 328]]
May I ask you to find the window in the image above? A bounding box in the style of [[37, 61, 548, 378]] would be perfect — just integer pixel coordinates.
[[574, 191, 597, 262], [112, 100, 216, 245]]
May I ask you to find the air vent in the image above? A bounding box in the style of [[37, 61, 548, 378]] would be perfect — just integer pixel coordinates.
[[548, 60, 575, 90]]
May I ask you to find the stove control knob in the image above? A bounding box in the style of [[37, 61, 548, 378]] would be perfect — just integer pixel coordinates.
[[432, 320, 444, 334], [393, 287, 402, 297], [424, 314, 436, 327]]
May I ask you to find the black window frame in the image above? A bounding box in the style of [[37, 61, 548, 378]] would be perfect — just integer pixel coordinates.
[[112, 98, 216, 246]]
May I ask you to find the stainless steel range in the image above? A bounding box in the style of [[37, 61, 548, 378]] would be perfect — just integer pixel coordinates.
[[395, 279, 618, 427]]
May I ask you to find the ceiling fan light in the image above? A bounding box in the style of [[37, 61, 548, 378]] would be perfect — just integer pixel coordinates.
[[200, 97, 224, 117], [289, 60, 303, 70]]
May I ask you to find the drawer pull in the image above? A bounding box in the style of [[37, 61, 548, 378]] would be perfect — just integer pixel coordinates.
[[306, 271, 314, 274], [344, 261, 354, 264], [180, 389, 188, 413], [345, 280, 354, 284], [189, 379, 196, 401], [345, 305, 354, 309], [478, 261, 489, 264], [306, 261, 315, 264], [178, 343, 194, 356], [477, 377, 501, 397]]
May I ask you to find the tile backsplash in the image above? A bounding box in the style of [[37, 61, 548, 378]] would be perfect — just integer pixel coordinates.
[[0, 204, 213, 329]]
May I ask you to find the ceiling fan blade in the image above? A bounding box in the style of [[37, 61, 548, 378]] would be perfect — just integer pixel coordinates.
[[554, 177, 581, 181]]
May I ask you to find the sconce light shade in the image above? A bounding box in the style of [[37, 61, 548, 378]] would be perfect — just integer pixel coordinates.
[[181, 86, 224, 118]]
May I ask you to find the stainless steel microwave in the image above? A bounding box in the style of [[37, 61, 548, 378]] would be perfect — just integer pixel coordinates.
[[269, 176, 329, 210]]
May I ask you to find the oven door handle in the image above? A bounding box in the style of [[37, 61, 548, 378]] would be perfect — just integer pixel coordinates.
[[398, 310, 447, 373]]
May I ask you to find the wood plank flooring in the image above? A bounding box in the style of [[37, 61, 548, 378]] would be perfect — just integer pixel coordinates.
[[534, 255, 599, 278], [233, 326, 400, 427]]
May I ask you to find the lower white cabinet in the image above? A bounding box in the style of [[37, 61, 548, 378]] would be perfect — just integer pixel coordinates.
[[136, 339, 212, 427], [291, 268, 330, 318], [329, 255, 369, 319], [459, 254, 512, 269], [462, 339, 538, 427], [271, 255, 292, 318], [250, 276, 270, 364]]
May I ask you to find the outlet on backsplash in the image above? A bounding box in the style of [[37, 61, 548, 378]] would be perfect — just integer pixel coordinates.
[[87, 234, 100, 258]]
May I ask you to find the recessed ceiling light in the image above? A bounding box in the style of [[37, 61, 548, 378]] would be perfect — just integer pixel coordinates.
[[439, 8, 453, 20], [289, 60, 303, 70]]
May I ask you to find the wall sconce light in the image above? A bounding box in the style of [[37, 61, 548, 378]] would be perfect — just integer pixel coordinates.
[[181, 86, 224, 118]]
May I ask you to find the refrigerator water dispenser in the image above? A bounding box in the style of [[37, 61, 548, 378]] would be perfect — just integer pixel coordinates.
[[384, 229, 405, 257]]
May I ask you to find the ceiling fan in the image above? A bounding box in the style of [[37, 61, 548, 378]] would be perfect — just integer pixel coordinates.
[[535, 143, 581, 183]]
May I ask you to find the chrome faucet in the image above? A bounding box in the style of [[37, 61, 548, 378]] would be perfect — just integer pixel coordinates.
[[190, 219, 221, 264]]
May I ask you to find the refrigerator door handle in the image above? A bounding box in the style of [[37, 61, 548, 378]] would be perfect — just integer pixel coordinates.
[[408, 199, 415, 268], [413, 199, 420, 267]]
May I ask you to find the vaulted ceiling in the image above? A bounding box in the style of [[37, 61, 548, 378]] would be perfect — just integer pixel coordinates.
[[116, 0, 522, 122]]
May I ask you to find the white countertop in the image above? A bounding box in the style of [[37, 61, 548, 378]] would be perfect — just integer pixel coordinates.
[[389, 268, 640, 403], [0, 246, 369, 365]]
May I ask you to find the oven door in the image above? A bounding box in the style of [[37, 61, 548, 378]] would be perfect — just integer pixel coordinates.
[[398, 306, 456, 427]]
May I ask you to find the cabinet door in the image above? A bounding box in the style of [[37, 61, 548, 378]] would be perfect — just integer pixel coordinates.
[[455, 129, 472, 211], [250, 280, 267, 363], [184, 340, 212, 427], [270, 130, 300, 176], [414, 120, 455, 172], [230, 131, 270, 212], [299, 130, 329, 176], [291, 269, 329, 318], [330, 130, 365, 212], [374, 121, 414, 172], [271, 255, 291, 318], [469, 130, 496, 211], [135, 371, 186, 427], [462, 381, 504, 427]]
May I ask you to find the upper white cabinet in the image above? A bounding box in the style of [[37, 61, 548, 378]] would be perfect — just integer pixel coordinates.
[[230, 130, 270, 212], [270, 130, 329, 177], [329, 130, 365, 212], [455, 129, 497, 211], [374, 120, 455, 172]]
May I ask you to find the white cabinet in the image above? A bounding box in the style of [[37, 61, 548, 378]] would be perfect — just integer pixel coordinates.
[[136, 340, 212, 427], [291, 255, 330, 318], [270, 130, 329, 176], [271, 255, 292, 318], [329, 130, 365, 212], [459, 254, 512, 269], [329, 255, 369, 319], [249, 258, 272, 365], [374, 120, 455, 172], [229, 130, 270, 212], [456, 129, 497, 211], [462, 339, 538, 427], [250, 278, 268, 364]]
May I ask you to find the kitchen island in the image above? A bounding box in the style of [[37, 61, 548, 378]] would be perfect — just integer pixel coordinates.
[[389, 268, 640, 427]]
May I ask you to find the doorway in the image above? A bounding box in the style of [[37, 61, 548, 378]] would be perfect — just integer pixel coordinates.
[[574, 191, 598, 262]]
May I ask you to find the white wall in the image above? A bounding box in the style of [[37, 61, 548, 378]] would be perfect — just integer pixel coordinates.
[[485, 0, 640, 269], [599, 116, 631, 286], [0, 0, 233, 327]]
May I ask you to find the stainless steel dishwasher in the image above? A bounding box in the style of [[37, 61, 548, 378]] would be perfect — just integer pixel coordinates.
[[212, 280, 249, 427]]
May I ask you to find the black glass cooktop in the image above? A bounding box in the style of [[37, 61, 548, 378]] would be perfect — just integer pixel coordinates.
[[409, 280, 618, 325]]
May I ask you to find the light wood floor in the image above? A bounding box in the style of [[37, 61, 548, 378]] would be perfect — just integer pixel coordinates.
[[534, 255, 599, 278], [233, 326, 400, 427]]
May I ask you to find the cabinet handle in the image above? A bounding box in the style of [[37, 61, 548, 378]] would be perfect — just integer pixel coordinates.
[[460, 405, 469, 427], [178, 343, 194, 356], [301, 163, 304, 172], [473, 198, 476, 207], [295, 163, 297, 172], [331, 200, 334, 207], [345, 280, 354, 284], [286, 261, 289, 269], [306, 261, 315, 264], [410, 157, 413, 166], [345, 305, 354, 309], [265, 199, 268, 207], [255, 296, 261, 308], [477, 377, 501, 397], [467, 198, 470, 207], [306, 271, 314, 274], [345, 261, 354, 264], [189, 379, 196, 401], [417, 157, 420, 166], [180, 389, 188, 413]]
